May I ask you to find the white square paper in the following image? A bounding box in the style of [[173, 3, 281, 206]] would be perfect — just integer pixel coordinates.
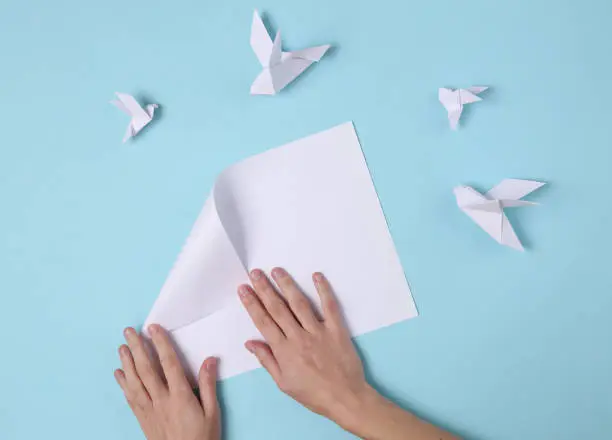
[[145, 123, 418, 380]]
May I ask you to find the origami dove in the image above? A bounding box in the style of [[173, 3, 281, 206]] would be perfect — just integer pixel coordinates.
[[110, 93, 158, 142], [439, 86, 488, 130], [250, 10, 331, 95], [454, 179, 546, 251]]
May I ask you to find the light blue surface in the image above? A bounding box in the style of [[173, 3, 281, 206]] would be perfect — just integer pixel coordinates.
[[1, 0, 611, 439]]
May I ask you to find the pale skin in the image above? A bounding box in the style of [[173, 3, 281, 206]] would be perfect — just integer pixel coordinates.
[[115, 268, 459, 440]]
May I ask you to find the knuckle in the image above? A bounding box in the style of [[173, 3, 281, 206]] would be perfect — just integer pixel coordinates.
[[126, 380, 143, 395], [300, 337, 314, 351], [152, 336, 170, 353], [124, 390, 135, 404], [259, 285, 276, 301], [292, 297, 310, 313], [278, 278, 296, 291], [130, 344, 147, 360], [138, 366, 159, 384], [247, 304, 260, 318], [258, 313, 274, 329], [324, 297, 340, 313], [243, 298, 260, 315], [127, 331, 144, 346], [173, 382, 192, 396], [267, 300, 286, 316], [206, 404, 221, 421], [125, 389, 147, 409], [256, 355, 268, 367], [129, 397, 150, 413], [160, 352, 179, 368], [136, 356, 153, 372]]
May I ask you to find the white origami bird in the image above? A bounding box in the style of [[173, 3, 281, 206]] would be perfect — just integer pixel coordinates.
[[110, 93, 159, 142], [439, 86, 488, 130], [250, 10, 331, 95], [453, 179, 546, 251]]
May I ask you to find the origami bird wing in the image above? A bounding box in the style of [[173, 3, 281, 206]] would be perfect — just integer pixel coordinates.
[[268, 57, 314, 93], [123, 122, 136, 143], [459, 89, 483, 104], [500, 211, 524, 250], [250, 10, 274, 67], [288, 45, 331, 61], [467, 86, 488, 95], [438, 88, 458, 111], [487, 179, 546, 201], [110, 98, 131, 116], [463, 200, 523, 249], [439, 88, 463, 129], [462, 204, 504, 245], [114, 93, 150, 121], [269, 31, 283, 66]]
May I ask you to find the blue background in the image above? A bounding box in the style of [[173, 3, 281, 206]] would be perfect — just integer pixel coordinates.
[[1, 0, 611, 438]]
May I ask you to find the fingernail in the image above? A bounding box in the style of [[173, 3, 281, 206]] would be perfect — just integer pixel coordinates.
[[313, 272, 325, 283], [250, 269, 263, 280], [272, 267, 287, 279], [148, 324, 160, 334], [245, 342, 255, 353], [206, 358, 218, 371], [119, 345, 129, 356], [124, 327, 135, 337], [238, 285, 251, 300]]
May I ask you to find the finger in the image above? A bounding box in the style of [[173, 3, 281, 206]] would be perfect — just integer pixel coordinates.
[[118, 345, 151, 408], [198, 357, 220, 417], [148, 324, 191, 394], [249, 269, 300, 336], [124, 327, 166, 399], [271, 267, 320, 333], [313, 273, 348, 335], [114, 368, 128, 392], [239, 285, 285, 345], [245, 340, 281, 382]]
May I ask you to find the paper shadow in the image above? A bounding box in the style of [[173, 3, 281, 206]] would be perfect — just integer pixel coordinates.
[[213, 174, 250, 269]]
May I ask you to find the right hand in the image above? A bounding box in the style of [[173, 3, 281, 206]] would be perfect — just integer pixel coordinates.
[[238, 268, 375, 428], [238, 269, 460, 440]]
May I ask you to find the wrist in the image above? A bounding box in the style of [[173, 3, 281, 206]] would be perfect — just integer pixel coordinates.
[[329, 387, 459, 440], [326, 383, 386, 435]]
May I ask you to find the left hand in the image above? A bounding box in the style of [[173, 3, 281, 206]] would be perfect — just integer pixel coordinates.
[[114, 325, 220, 440]]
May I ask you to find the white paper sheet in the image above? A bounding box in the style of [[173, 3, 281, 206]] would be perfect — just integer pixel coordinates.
[[144, 123, 417, 380]]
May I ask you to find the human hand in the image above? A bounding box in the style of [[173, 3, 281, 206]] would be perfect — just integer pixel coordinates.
[[239, 269, 459, 440], [114, 325, 220, 440], [238, 268, 374, 430]]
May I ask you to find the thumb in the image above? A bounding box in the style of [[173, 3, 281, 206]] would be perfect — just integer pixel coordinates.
[[198, 357, 219, 417]]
